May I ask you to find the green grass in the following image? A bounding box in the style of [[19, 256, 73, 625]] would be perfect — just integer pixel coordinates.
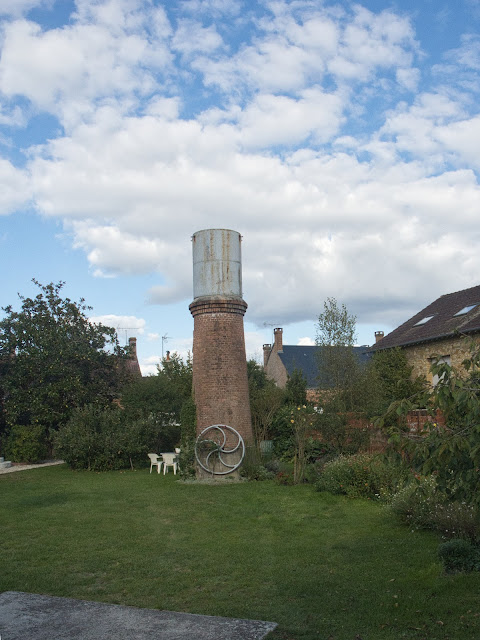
[[1, 465, 480, 640]]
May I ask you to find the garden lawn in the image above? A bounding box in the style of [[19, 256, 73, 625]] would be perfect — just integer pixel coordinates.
[[1, 465, 479, 640]]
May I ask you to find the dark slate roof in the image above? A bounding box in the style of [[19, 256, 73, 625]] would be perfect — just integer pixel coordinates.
[[372, 284, 480, 351], [278, 345, 371, 388]]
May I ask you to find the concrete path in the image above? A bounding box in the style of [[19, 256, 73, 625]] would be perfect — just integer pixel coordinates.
[[0, 592, 277, 640], [0, 460, 65, 474]]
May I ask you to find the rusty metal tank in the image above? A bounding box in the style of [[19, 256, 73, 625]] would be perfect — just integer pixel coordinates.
[[192, 229, 242, 299]]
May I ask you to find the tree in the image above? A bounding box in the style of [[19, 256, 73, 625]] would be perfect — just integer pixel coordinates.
[[363, 347, 425, 419], [315, 297, 358, 409], [0, 280, 129, 457], [285, 368, 307, 405], [378, 339, 480, 506], [247, 359, 285, 450], [316, 297, 357, 347], [121, 352, 192, 423]]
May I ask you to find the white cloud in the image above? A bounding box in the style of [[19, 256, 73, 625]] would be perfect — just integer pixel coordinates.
[[396, 67, 420, 91], [0, 4, 173, 126], [194, 4, 417, 95], [1, 0, 480, 343], [0, 159, 31, 215], [244, 329, 268, 363], [172, 19, 224, 58], [140, 354, 161, 376], [174, 0, 242, 17], [89, 314, 146, 336], [0, 0, 48, 18], [235, 89, 344, 148], [71, 223, 167, 276], [298, 337, 315, 346], [434, 115, 480, 167]]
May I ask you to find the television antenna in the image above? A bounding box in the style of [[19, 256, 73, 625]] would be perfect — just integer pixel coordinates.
[[263, 321, 282, 345], [116, 327, 143, 345]]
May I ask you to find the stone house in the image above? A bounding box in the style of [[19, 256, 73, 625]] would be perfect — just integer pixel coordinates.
[[371, 284, 480, 384], [263, 328, 371, 400]]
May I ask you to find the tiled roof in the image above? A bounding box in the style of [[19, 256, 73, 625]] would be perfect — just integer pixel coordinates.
[[372, 284, 480, 351], [278, 345, 371, 388]]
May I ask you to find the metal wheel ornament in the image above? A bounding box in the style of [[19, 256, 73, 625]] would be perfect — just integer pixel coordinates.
[[195, 424, 245, 475]]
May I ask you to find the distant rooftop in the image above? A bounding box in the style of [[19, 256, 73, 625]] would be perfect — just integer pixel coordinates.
[[371, 284, 480, 351], [278, 345, 371, 388]]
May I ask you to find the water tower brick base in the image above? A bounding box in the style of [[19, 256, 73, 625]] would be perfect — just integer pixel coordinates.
[[189, 296, 253, 445]]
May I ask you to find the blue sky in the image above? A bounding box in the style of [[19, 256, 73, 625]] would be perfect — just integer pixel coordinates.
[[1, 0, 480, 374]]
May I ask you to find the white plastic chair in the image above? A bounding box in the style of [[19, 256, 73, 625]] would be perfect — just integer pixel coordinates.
[[148, 453, 162, 474], [161, 453, 178, 475]]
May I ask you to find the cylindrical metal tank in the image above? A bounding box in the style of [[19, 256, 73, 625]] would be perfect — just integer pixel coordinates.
[[192, 229, 242, 299]]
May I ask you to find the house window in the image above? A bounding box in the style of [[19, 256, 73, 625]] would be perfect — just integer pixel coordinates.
[[454, 304, 477, 316], [429, 355, 451, 386], [414, 315, 435, 326]]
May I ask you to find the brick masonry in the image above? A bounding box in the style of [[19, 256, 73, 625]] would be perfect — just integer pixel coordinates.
[[189, 297, 253, 446], [263, 328, 288, 387]]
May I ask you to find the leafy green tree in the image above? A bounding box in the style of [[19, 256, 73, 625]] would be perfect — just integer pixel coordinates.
[[364, 347, 425, 419], [316, 297, 357, 348], [285, 368, 307, 405], [247, 358, 269, 393], [378, 339, 480, 506], [0, 280, 129, 456], [316, 298, 360, 413], [247, 359, 285, 450], [315, 297, 359, 408], [121, 352, 192, 424]]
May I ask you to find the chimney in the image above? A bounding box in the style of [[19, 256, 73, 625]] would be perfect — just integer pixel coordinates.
[[126, 337, 142, 378], [263, 344, 271, 367], [128, 337, 137, 356], [274, 328, 283, 352], [375, 331, 384, 344], [166, 350, 170, 361], [189, 228, 253, 479]]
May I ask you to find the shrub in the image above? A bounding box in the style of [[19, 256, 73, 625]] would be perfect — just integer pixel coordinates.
[[390, 475, 438, 526], [304, 438, 336, 465], [377, 340, 480, 507], [314, 411, 371, 456], [438, 538, 480, 573], [274, 471, 295, 486], [54, 404, 165, 471], [240, 446, 275, 481], [178, 397, 196, 479], [315, 453, 407, 500], [5, 424, 49, 463], [270, 405, 296, 458], [390, 476, 480, 541]]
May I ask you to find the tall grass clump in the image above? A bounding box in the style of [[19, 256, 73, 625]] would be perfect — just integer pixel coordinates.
[[390, 475, 480, 542], [314, 453, 408, 500]]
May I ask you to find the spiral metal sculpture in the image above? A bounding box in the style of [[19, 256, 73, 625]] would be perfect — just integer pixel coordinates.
[[195, 424, 245, 475]]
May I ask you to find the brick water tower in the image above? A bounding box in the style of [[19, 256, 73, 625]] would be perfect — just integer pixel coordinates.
[[189, 229, 253, 477]]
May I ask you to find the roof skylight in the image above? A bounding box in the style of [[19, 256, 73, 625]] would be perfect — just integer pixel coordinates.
[[454, 304, 477, 317], [413, 315, 435, 326]]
